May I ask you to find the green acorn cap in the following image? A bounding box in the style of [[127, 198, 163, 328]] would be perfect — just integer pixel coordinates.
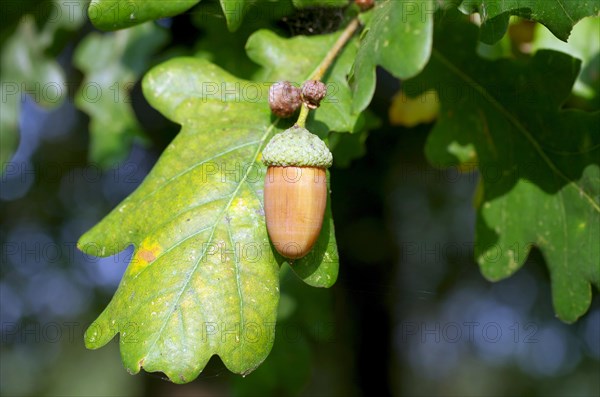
[[261, 126, 333, 168]]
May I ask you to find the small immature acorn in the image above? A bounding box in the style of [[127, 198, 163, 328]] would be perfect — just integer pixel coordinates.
[[301, 80, 327, 109], [269, 81, 302, 118], [262, 126, 333, 259]]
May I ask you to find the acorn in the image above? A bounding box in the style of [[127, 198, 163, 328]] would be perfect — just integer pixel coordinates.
[[261, 126, 333, 259], [268, 81, 302, 118], [301, 80, 327, 109]]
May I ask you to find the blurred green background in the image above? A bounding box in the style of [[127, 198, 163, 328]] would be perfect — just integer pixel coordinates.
[[1, 1, 599, 396]]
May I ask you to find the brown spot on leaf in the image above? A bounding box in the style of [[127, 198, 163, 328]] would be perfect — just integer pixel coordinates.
[[127, 239, 162, 276], [138, 249, 156, 263]]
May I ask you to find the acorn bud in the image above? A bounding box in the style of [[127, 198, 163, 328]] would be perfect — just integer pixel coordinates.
[[269, 81, 302, 118], [301, 80, 327, 109], [262, 126, 333, 259]]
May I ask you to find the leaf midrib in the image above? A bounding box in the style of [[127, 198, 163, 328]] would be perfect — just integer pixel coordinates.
[[432, 49, 600, 213]]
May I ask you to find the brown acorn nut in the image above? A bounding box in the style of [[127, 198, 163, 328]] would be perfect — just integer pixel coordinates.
[[268, 81, 302, 118], [301, 80, 327, 109], [261, 126, 333, 259]]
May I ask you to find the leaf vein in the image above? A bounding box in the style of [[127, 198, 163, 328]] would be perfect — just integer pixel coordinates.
[[136, 139, 261, 207], [554, 0, 575, 24], [226, 219, 245, 359]]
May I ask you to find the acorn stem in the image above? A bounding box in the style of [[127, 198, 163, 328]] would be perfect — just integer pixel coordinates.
[[295, 17, 360, 128], [308, 17, 360, 81], [295, 103, 310, 128]]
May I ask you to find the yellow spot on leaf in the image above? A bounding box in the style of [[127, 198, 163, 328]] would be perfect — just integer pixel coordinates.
[[128, 238, 162, 276]]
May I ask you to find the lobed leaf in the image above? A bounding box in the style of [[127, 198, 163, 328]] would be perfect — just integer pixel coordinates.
[[81, 52, 340, 380], [80, 59, 282, 381], [404, 10, 600, 323]]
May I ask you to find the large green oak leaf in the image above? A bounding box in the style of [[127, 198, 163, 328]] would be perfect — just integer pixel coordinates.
[[79, 60, 280, 381], [460, 0, 600, 44], [404, 11, 599, 323], [80, 56, 340, 380]]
